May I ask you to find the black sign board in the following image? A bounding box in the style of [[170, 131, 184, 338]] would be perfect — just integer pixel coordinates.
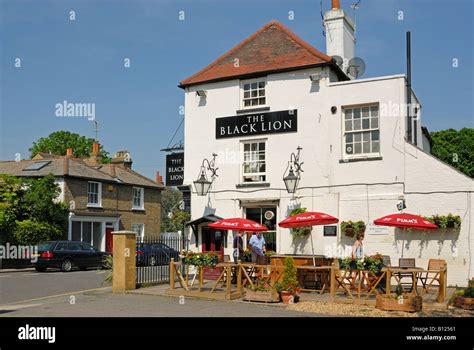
[[216, 110, 297, 139], [166, 153, 184, 186], [324, 225, 337, 237]]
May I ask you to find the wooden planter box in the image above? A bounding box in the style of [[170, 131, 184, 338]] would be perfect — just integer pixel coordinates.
[[454, 296, 474, 310], [376, 294, 422, 312], [242, 289, 280, 303]]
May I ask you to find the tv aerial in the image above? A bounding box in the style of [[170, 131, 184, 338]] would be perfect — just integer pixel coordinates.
[[347, 57, 366, 79]]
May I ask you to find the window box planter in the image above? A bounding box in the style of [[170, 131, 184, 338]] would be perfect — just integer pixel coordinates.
[[375, 294, 422, 312], [454, 296, 474, 310], [242, 289, 280, 303]]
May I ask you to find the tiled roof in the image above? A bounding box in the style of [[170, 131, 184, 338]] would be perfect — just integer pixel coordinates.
[[179, 20, 334, 87], [0, 157, 163, 189]]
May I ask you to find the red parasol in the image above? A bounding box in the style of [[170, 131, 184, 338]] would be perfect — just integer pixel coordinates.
[[208, 218, 267, 232], [374, 212, 438, 257], [373, 213, 438, 230], [278, 212, 339, 266], [278, 212, 339, 228]]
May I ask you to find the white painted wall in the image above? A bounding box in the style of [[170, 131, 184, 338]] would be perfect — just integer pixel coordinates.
[[182, 68, 473, 286]]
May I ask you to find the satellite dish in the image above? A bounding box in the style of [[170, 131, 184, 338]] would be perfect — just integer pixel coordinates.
[[347, 57, 366, 79], [264, 210, 275, 220], [332, 55, 344, 70]]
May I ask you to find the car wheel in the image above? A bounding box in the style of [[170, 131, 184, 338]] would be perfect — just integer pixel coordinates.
[[61, 259, 73, 272], [148, 256, 157, 266], [35, 267, 46, 272]]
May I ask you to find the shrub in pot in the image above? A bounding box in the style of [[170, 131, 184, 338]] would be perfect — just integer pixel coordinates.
[[275, 257, 299, 304]]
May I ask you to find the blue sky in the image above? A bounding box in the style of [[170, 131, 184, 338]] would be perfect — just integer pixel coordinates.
[[1, 0, 472, 179]]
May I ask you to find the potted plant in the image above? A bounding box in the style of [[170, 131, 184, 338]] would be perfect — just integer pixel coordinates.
[[340, 220, 366, 238], [264, 250, 276, 264], [275, 257, 300, 304], [244, 248, 252, 262], [376, 282, 422, 312], [289, 208, 311, 237], [242, 277, 279, 303], [181, 250, 219, 268], [453, 279, 474, 310]]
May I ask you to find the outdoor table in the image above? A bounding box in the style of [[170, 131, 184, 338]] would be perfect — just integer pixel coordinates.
[[295, 266, 332, 294], [334, 269, 387, 300], [384, 267, 425, 296]]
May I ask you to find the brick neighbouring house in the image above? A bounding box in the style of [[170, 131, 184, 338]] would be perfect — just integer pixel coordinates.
[[0, 143, 164, 252]]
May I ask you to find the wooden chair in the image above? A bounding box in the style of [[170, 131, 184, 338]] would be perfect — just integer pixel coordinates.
[[397, 258, 416, 292], [419, 259, 446, 295], [382, 255, 392, 267]]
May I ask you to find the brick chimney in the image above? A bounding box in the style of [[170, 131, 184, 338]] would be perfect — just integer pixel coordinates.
[[156, 171, 163, 185], [84, 142, 103, 166], [111, 150, 133, 169]]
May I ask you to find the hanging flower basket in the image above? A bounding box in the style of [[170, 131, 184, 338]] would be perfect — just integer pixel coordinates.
[[341, 221, 366, 238]]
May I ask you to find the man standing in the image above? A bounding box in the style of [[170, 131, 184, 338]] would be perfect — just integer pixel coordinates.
[[233, 232, 244, 263], [248, 232, 266, 265]]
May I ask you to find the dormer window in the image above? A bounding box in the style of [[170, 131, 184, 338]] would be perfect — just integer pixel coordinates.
[[242, 79, 266, 108]]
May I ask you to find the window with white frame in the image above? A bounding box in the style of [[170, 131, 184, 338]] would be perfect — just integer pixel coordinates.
[[87, 182, 102, 206], [132, 187, 144, 210], [343, 105, 380, 156], [242, 80, 266, 108], [242, 140, 266, 183], [131, 223, 144, 238]]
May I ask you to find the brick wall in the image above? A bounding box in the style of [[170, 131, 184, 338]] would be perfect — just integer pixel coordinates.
[[64, 177, 161, 236]]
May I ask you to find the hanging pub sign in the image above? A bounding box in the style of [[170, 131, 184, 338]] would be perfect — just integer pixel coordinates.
[[166, 153, 184, 186], [215, 110, 297, 139]]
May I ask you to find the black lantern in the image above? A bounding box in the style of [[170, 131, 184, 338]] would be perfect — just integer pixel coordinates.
[[193, 169, 213, 196], [283, 166, 299, 194], [193, 154, 218, 196], [283, 147, 303, 195]]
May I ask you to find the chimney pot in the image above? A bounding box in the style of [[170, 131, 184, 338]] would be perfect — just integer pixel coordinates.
[[66, 148, 73, 157], [331, 0, 341, 9], [92, 142, 100, 155]]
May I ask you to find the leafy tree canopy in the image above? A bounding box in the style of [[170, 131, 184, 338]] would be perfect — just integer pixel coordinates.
[[0, 174, 68, 245], [160, 188, 190, 232], [430, 128, 473, 177], [29, 130, 110, 162]]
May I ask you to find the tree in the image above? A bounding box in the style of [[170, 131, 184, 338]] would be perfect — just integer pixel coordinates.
[[0, 174, 69, 245], [29, 130, 110, 162], [160, 188, 190, 232], [430, 128, 473, 177]]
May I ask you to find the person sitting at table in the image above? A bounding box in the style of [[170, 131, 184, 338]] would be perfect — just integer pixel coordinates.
[[249, 232, 266, 265]]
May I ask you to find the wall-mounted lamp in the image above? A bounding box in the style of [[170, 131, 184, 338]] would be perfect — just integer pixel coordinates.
[[193, 153, 218, 196], [283, 146, 304, 194], [196, 90, 207, 97], [309, 72, 326, 82]]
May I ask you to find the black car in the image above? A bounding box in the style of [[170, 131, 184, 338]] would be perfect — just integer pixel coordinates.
[[33, 241, 110, 272], [136, 242, 180, 266]]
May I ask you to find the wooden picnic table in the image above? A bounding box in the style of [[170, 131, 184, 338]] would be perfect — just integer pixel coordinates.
[[333, 268, 387, 300], [383, 267, 447, 303]]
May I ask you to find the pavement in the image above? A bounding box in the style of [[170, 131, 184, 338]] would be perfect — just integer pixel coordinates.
[[0, 269, 316, 317], [0, 287, 315, 317], [0, 268, 110, 304]]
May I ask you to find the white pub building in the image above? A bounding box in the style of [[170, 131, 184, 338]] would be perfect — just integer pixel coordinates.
[[179, 1, 473, 285]]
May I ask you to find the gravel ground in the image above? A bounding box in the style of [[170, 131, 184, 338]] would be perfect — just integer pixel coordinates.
[[287, 301, 474, 317]]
